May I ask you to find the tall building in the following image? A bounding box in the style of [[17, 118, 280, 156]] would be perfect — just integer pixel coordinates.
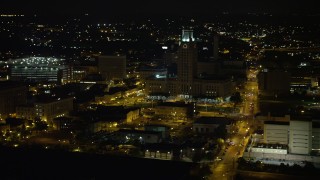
[[181, 29, 195, 42], [98, 55, 126, 81], [0, 81, 27, 119], [177, 40, 198, 94], [145, 30, 234, 99], [257, 69, 290, 96]]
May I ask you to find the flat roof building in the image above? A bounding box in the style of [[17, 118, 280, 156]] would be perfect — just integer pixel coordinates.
[[98, 55, 126, 81], [0, 81, 27, 119], [264, 121, 289, 145], [263, 117, 315, 155], [289, 119, 312, 155]]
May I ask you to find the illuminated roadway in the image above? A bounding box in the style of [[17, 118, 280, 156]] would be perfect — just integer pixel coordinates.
[[209, 122, 249, 180], [209, 68, 260, 180]]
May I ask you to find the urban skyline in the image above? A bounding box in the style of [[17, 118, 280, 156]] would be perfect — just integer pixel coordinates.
[[1, 2, 320, 180]]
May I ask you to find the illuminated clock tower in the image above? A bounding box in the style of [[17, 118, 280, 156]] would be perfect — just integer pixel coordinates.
[[177, 30, 198, 96]]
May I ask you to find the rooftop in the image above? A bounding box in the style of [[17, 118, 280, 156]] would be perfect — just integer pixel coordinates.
[[290, 115, 313, 122], [253, 143, 288, 150], [7, 57, 65, 67], [144, 124, 170, 129], [117, 129, 162, 135], [264, 121, 290, 125], [194, 116, 234, 125], [157, 102, 191, 107]]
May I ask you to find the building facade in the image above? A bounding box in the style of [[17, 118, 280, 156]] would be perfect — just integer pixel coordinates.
[[16, 105, 36, 120], [263, 118, 315, 155], [0, 81, 27, 119], [289, 120, 312, 155], [312, 125, 320, 150], [35, 97, 74, 125], [257, 69, 290, 96], [145, 30, 234, 99], [98, 55, 126, 81], [264, 121, 289, 145], [193, 116, 234, 134]]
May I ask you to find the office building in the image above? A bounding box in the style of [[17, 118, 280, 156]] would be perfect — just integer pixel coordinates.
[[0, 81, 27, 119], [289, 120, 312, 155], [97, 55, 126, 81], [312, 122, 320, 150], [145, 30, 234, 99], [35, 97, 74, 125], [16, 105, 36, 120], [257, 69, 290, 96], [264, 121, 289, 145], [263, 117, 315, 155]]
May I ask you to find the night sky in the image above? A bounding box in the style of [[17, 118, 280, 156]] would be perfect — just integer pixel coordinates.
[[0, 0, 319, 16]]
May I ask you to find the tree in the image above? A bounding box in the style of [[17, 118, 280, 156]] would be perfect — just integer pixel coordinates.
[[237, 157, 247, 164], [279, 163, 289, 173], [5, 117, 25, 127], [34, 121, 48, 131], [214, 125, 227, 139], [303, 161, 316, 172], [292, 164, 302, 171], [230, 92, 242, 106], [192, 149, 202, 163], [255, 160, 264, 171], [234, 173, 245, 180], [203, 151, 214, 160], [198, 164, 212, 177]]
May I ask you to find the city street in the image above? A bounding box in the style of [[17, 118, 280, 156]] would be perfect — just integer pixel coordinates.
[[209, 67, 260, 179], [209, 121, 249, 180]]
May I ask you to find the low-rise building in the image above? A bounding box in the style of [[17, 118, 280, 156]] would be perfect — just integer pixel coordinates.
[[264, 121, 289, 145], [261, 117, 315, 155], [115, 129, 162, 144], [0, 81, 27, 119], [193, 116, 234, 134], [34, 97, 74, 126], [16, 105, 36, 120], [52, 117, 74, 131], [312, 121, 320, 150], [289, 119, 312, 155], [144, 124, 170, 139]]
